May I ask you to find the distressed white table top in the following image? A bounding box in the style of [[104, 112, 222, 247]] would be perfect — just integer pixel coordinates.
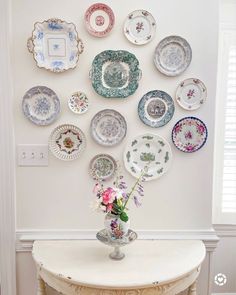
[[32, 240, 205, 289]]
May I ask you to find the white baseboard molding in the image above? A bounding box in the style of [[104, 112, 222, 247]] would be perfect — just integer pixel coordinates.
[[212, 293, 236, 295], [16, 229, 219, 252], [213, 224, 236, 237]]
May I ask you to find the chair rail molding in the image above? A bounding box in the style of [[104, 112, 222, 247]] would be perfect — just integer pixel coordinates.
[[0, 0, 17, 295]]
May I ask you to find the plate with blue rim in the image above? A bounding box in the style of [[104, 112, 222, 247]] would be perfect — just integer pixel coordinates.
[[123, 133, 172, 181], [138, 90, 175, 128], [22, 86, 60, 126]]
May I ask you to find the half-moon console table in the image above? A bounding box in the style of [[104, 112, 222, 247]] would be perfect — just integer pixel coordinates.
[[32, 240, 206, 295]]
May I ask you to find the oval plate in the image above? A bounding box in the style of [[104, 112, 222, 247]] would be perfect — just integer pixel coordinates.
[[49, 124, 86, 161], [172, 117, 208, 153], [124, 133, 172, 181], [68, 92, 89, 114], [22, 86, 60, 126], [138, 90, 175, 127], [124, 10, 156, 45], [154, 35, 192, 76], [85, 3, 115, 37], [90, 154, 117, 181], [176, 78, 207, 110], [90, 109, 127, 146]]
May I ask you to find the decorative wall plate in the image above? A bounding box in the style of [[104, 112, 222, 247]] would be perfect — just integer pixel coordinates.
[[68, 92, 89, 114], [90, 50, 142, 98], [22, 86, 60, 126], [27, 18, 84, 72], [49, 124, 86, 161], [84, 3, 115, 37], [138, 90, 175, 128], [90, 109, 127, 146], [124, 133, 172, 181], [90, 154, 117, 181], [176, 78, 207, 110], [154, 36, 192, 76], [124, 10, 156, 45], [172, 117, 208, 153]]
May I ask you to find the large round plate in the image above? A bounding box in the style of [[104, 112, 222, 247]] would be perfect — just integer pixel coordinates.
[[154, 36, 192, 76], [22, 86, 60, 126], [89, 154, 117, 181], [49, 124, 86, 161], [124, 133, 172, 181], [90, 109, 127, 146], [138, 90, 175, 128], [84, 3, 115, 37], [124, 10, 156, 45], [172, 117, 208, 153], [176, 78, 207, 110], [68, 92, 89, 114]]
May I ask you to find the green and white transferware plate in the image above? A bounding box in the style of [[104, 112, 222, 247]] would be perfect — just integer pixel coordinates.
[[90, 50, 142, 98], [124, 133, 172, 181], [89, 153, 117, 181]]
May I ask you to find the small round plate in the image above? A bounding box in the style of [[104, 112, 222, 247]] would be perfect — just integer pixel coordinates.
[[176, 78, 207, 110], [154, 35, 192, 76], [49, 124, 86, 161], [90, 109, 127, 146], [85, 3, 115, 37], [138, 90, 175, 128], [68, 92, 89, 114], [90, 154, 117, 181], [22, 86, 60, 126], [172, 117, 208, 153], [124, 10, 156, 45]]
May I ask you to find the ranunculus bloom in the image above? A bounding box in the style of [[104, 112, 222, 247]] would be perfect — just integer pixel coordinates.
[[102, 187, 116, 205]]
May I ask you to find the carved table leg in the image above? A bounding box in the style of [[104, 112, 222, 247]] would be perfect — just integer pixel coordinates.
[[37, 275, 46, 295], [188, 281, 197, 295]]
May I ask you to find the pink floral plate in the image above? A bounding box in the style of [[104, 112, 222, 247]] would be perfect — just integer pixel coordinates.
[[84, 3, 115, 37], [172, 117, 208, 153]]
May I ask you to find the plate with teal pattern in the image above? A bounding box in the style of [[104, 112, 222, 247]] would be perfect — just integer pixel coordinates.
[[124, 133, 172, 181], [22, 86, 60, 126], [138, 90, 175, 128], [90, 50, 142, 98]]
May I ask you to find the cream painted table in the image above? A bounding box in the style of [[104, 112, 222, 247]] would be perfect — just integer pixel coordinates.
[[32, 240, 205, 295]]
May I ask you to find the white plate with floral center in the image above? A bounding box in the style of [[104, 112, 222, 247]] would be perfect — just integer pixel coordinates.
[[172, 117, 208, 153], [85, 3, 115, 37], [68, 92, 89, 114], [89, 153, 117, 181], [22, 86, 60, 126], [49, 124, 86, 161], [176, 78, 207, 110], [90, 109, 127, 146], [154, 35, 192, 76], [124, 133, 172, 181], [124, 10, 156, 45]]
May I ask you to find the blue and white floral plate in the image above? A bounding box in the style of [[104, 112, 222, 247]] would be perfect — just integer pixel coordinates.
[[138, 90, 175, 128], [89, 153, 117, 181], [22, 86, 60, 126], [124, 133, 172, 181], [154, 36, 192, 76], [27, 18, 84, 72]]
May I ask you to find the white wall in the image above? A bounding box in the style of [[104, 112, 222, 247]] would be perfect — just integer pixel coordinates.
[[12, 0, 219, 294]]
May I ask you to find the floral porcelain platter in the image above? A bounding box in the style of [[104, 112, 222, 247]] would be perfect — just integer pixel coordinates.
[[22, 86, 60, 126], [49, 124, 86, 161], [172, 117, 208, 153], [90, 109, 127, 146], [154, 35, 192, 76], [90, 154, 117, 181], [124, 133, 172, 181], [27, 18, 84, 72], [124, 10, 156, 45], [68, 92, 89, 114], [84, 3, 115, 37], [90, 50, 142, 98], [138, 90, 175, 128], [176, 78, 207, 110]]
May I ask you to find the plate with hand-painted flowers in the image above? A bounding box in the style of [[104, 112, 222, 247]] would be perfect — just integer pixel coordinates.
[[68, 91, 89, 114], [176, 78, 207, 110], [172, 117, 208, 153]]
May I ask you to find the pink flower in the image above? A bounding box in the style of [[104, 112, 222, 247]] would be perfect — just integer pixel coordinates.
[[102, 187, 116, 205], [106, 203, 113, 212], [197, 124, 205, 135]]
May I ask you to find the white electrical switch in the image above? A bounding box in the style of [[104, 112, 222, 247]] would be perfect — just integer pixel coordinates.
[[17, 144, 48, 166]]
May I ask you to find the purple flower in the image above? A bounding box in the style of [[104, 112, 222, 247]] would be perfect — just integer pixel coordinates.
[[133, 196, 142, 207]]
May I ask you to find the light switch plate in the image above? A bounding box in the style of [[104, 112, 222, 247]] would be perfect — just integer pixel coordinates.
[[17, 144, 48, 166]]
